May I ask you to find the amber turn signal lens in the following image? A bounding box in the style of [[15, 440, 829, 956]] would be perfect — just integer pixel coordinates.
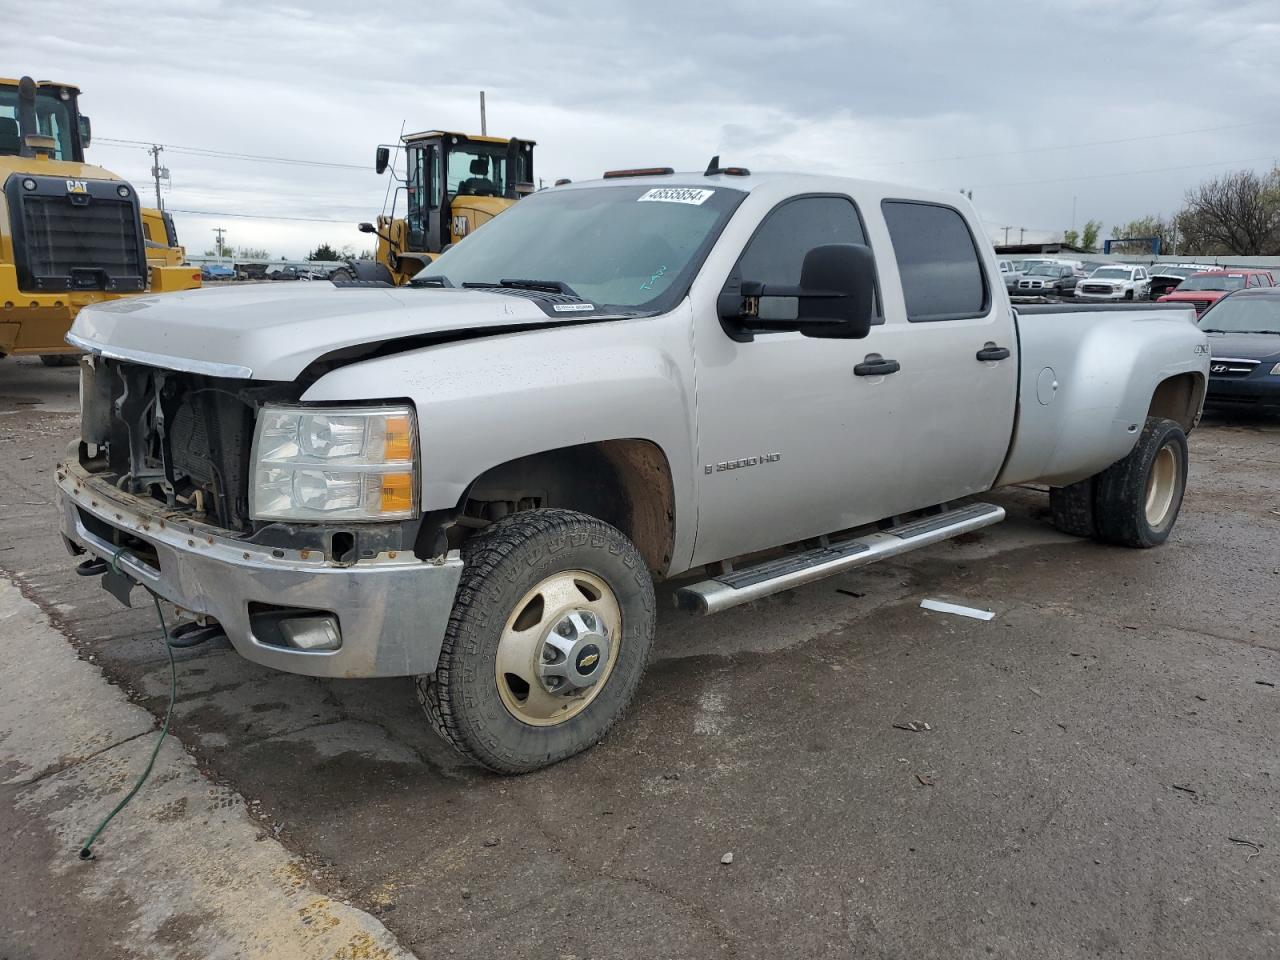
[[380, 472, 414, 514], [383, 415, 413, 462]]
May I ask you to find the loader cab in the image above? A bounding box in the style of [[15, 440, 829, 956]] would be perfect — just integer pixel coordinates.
[[0, 76, 90, 163], [400, 131, 535, 255]]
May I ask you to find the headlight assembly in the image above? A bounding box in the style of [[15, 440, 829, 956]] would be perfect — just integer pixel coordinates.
[[250, 404, 418, 521]]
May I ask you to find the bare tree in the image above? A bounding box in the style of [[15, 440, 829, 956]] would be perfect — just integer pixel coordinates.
[[1178, 168, 1280, 255]]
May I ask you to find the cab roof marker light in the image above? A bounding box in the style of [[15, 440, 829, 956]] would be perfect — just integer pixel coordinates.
[[603, 167, 674, 179]]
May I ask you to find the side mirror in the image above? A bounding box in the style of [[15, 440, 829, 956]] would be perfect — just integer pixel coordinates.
[[374, 146, 390, 175], [719, 244, 875, 341], [78, 114, 92, 148], [358, 222, 376, 234]]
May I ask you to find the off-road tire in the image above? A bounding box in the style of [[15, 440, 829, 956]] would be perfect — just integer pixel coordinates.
[[1093, 417, 1188, 548], [328, 267, 354, 282], [1049, 478, 1097, 538], [416, 509, 655, 773]]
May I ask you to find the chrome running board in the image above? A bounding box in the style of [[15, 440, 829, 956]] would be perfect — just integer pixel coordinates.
[[675, 502, 1005, 615]]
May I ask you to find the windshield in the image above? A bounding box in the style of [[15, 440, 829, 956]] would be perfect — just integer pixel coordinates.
[[422, 183, 747, 310], [1027, 264, 1061, 277], [0, 85, 75, 160], [1200, 296, 1280, 334], [448, 144, 516, 197], [1091, 268, 1132, 280], [1181, 274, 1246, 292], [1156, 266, 1197, 278]]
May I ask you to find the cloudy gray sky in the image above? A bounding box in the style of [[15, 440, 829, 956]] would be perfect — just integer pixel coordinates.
[[9, 0, 1278, 258]]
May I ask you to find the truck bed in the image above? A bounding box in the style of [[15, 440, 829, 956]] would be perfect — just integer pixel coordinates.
[[997, 303, 1205, 488]]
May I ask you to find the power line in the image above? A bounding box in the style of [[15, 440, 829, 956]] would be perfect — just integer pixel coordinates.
[[96, 137, 369, 171], [972, 153, 1278, 190], [168, 207, 357, 223], [860, 120, 1271, 169]]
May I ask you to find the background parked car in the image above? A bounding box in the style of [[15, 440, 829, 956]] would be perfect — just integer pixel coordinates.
[[1004, 258, 1058, 291], [998, 259, 1017, 289], [1157, 269, 1276, 316], [1076, 264, 1152, 301], [1148, 263, 1218, 299], [265, 266, 310, 281], [200, 263, 235, 281], [1016, 262, 1087, 297], [1198, 288, 1280, 413]]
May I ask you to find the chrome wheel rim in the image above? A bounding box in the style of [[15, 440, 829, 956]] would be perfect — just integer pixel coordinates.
[[1145, 443, 1179, 529], [495, 570, 621, 726]]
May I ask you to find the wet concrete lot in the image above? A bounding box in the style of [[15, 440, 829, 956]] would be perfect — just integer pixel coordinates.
[[2, 354, 1277, 959]]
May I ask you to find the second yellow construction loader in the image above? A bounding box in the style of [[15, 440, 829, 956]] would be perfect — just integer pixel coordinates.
[[337, 129, 535, 285]]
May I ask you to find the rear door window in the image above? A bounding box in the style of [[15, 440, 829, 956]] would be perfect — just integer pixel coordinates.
[[881, 200, 989, 322]]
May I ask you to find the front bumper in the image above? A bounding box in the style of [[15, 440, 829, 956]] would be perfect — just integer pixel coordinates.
[[1205, 377, 1280, 408], [1076, 288, 1128, 301], [56, 459, 463, 678]]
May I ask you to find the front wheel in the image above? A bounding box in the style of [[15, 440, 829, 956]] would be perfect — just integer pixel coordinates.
[[417, 509, 655, 773]]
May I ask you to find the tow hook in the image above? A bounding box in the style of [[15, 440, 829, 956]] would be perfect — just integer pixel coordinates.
[[75, 557, 109, 577], [168, 620, 228, 649]]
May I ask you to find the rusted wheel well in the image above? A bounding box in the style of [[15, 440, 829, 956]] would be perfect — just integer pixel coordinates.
[[1147, 372, 1206, 432], [419, 440, 676, 577]]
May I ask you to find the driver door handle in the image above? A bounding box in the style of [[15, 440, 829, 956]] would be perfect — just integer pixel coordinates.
[[976, 342, 1011, 362], [854, 354, 900, 377]]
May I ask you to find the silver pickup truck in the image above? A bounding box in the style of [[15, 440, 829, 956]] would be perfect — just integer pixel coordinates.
[[57, 169, 1209, 772]]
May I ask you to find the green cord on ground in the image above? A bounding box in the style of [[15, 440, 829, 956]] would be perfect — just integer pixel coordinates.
[[78, 550, 178, 861]]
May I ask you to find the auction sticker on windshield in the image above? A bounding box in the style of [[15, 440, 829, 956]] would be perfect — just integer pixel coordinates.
[[638, 187, 714, 205]]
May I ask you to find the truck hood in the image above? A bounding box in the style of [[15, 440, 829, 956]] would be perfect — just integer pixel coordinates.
[[68, 282, 594, 381], [1205, 331, 1280, 363], [1160, 290, 1228, 303]]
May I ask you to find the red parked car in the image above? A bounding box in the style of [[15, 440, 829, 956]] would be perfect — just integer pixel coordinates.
[[1157, 269, 1275, 316]]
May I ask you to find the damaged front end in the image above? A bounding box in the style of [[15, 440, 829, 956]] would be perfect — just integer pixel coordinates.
[[58, 356, 464, 678], [78, 354, 285, 532]]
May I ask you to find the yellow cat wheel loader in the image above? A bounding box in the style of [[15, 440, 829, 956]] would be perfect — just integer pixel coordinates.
[[336, 130, 535, 285], [141, 205, 189, 270], [0, 75, 200, 366]]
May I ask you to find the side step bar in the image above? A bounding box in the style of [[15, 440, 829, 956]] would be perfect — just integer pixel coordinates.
[[675, 502, 1005, 615]]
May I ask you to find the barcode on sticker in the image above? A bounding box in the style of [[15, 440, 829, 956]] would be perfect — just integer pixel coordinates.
[[553, 303, 596, 312], [638, 187, 714, 205]]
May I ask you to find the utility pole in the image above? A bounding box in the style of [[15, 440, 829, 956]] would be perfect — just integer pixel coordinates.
[[213, 226, 227, 259], [149, 144, 168, 210], [1002, 226, 1011, 245], [479, 91, 487, 136], [1019, 227, 1026, 244], [1071, 195, 1077, 233]]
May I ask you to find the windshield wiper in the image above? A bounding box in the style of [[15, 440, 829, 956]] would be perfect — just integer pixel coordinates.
[[409, 275, 453, 288], [462, 278, 582, 298]]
